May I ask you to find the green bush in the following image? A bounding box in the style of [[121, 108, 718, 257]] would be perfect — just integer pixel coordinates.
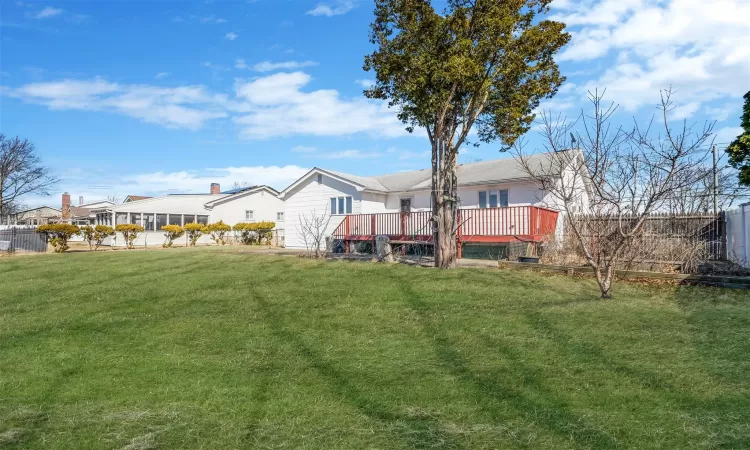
[[115, 224, 144, 249], [37, 223, 80, 253]]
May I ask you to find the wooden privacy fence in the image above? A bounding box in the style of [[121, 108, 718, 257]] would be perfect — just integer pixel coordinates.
[[570, 213, 725, 269]]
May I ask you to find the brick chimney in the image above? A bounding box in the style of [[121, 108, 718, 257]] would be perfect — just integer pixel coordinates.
[[79, 196, 84, 205], [210, 183, 221, 195], [61, 192, 71, 220]]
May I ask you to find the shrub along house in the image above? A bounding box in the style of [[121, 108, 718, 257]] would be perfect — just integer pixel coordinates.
[[280, 152, 589, 258], [91, 184, 284, 247]]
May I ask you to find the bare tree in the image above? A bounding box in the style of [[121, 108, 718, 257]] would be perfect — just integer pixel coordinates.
[[297, 210, 332, 259], [514, 89, 715, 298], [107, 194, 122, 204], [0, 135, 58, 216], [231, 181, 252, 191]]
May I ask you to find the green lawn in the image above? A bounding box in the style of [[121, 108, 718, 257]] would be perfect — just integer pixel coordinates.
[[1, 248, 749, 449]]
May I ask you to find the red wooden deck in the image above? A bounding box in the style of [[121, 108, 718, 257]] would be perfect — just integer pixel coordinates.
[[332, 206, 559, 258]]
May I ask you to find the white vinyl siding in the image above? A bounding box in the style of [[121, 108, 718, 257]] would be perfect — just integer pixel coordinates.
[[284, 175, 362, 249]]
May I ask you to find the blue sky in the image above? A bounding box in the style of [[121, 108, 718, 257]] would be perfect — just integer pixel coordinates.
[[1, 0, 748, 207]]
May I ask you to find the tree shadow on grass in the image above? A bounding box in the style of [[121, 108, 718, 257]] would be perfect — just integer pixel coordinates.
[[251, 287, 466, 450], [397, 279, 619, 450]]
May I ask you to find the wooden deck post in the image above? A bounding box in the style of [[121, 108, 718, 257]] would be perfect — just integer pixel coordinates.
[[457, 209, 463, 259], [345, 216, 350, 254]]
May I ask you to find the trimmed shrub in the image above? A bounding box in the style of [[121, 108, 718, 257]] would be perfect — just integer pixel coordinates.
[[232, 221, 276, 245], [116, 223, 144, 249], [233, 223, 254, 245], [80, 225, 115, 251], [161, 224, 184, 248], [184, 222, 207, 247], [37, 224, 80, 253], [206, 221, 231, 245]]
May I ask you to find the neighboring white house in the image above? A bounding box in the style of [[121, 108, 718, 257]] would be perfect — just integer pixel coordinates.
[[92, 184, 284, 247], [280, 152, 589, 249]]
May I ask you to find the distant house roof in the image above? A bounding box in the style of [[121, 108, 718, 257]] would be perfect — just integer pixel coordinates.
[[204, 185, 280, 208], [106, 194, 228, 215], [69, 206, 95, 218], [124, 195, 152, 202], [281, 152, 572, 197], [220, 185, 259, 195], [13, 206, 62, 215]]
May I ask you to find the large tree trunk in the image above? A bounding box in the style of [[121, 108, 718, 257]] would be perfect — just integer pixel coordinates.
[[434, 139, 459, 268]]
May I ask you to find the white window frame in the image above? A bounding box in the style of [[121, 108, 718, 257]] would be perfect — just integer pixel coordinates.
[[276, 212, 284, 222], [245, 210, 254, 221], [330, 196, 353, 215], [478, 189, 509, 208]]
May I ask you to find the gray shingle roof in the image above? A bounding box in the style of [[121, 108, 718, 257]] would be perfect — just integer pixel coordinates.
[[323, 152, 564, 193]]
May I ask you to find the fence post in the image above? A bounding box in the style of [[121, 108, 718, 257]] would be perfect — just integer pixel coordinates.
[[10, 227, 16, 254]]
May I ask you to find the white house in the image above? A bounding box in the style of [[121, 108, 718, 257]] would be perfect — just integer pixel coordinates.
[[280, 152, 589, 253], [92, 184, 285, 247]]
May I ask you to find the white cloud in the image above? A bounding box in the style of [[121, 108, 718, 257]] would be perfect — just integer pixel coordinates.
[[355, 79, 374, 88], [715, 126, 743, 145], [553, 0, 750, 118], [34, 6, 63, 19], [706, 103, 741, 123], [232, 71, 409, 138], [200, 15, 227, 24], [3, 71, 410, 139], [3, 78, 228, 130], [123, 165, 309, 194], [306, 1, 355, 16], [291, 145, 317, 153], [251, 60, 318, 72], [201, 61, 230, 72], [225, 32, 238, 40], [155, 72, 170, 80], [234, 59, 248, 69]]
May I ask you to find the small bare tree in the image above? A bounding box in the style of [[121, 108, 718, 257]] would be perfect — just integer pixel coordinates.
[[297, 210, 332, 259], [0, 135, 58, 216], [107, 194, 122, 204], [514, 89, 715, 298]]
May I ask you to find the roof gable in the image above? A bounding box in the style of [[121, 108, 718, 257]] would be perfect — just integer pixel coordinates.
[[204, 185, 280, 208]]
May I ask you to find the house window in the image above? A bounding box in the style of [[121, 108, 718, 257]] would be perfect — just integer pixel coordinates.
[[184, 214, 196, 224], [197, 215, 208, 225], [130, 213, 142, 225], [156, 214, 167, 230], [168, 214, 181, 226], [479, 189, 509, 208], [245, 210, 254, 221], [400, 198, 412, 213], [330, 196, 353, 215], [277, 212, 284, 222]]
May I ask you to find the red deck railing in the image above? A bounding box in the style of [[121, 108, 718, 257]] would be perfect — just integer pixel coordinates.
[[332, 206, 559, 244]]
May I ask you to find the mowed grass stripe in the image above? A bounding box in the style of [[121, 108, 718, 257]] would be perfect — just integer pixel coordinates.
[[1, 247, 748, 449]]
